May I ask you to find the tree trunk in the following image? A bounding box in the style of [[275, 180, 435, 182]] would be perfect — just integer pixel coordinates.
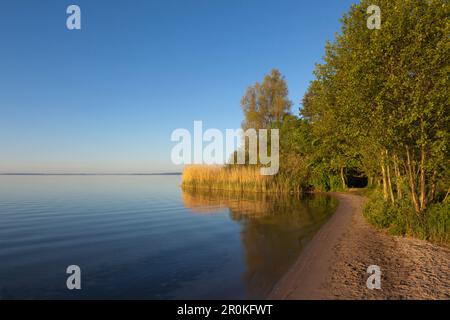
[[444, 188, 450, 202], [406, 146, 420, 213], [428, 170, 437, 204], [393, 154, 402, 199], [381, 152, 388, 201], [340, 167, 346, 190], [419, 145, 427, 212], [386, 150, 395, 203]]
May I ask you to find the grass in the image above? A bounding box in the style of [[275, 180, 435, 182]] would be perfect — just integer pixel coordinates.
[[363, 190, 450, 246]]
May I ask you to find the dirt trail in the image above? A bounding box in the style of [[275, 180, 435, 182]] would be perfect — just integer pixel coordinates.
[[269, 192, 450, 300]]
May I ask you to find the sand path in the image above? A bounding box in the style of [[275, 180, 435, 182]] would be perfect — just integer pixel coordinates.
[[269, 192, 450, 299]]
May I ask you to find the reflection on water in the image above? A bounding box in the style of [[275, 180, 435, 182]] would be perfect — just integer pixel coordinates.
[[181, 188, 338, 298]]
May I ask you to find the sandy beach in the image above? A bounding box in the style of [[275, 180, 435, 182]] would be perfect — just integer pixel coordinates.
[[269, 192, 450, 300]]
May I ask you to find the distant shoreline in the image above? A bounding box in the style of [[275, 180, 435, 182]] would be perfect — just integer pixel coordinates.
[[0, 172, 182, 176]]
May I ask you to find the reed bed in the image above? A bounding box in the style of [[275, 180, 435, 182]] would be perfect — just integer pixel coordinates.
[[181, 165, 304, 193]]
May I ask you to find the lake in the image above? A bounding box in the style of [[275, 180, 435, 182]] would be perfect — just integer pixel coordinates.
[[0, 175, 337, 299]]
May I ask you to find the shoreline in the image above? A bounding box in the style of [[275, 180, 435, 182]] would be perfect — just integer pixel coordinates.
[[269, 192, 450, 299]]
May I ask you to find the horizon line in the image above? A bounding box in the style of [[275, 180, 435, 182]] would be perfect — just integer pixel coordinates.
[[0, 172, 182, 176]]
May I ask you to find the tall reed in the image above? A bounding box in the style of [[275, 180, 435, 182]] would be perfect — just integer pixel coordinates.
[[181, 165, 303, 193]]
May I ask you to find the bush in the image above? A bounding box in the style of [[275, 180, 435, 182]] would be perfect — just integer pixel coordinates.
[[426, 201, 450, 244], [363, 191, 450, 246], [310, 171, 345, 192]]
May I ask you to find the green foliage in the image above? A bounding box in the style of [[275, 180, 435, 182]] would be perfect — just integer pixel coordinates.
[[277, 115, 312, 191], [363, 194, 394, 228], [364, 190, 450, 245], [303, 0, 449, 212], [309, 169, 343, 192]]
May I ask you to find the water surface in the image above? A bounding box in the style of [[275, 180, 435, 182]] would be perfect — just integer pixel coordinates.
[[0, 175, 337, 299]]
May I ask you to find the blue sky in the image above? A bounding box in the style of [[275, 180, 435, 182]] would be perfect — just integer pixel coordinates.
[[0, 0, 356, 173]]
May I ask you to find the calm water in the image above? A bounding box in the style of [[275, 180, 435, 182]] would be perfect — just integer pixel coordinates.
[[0, 175, 337, 299]]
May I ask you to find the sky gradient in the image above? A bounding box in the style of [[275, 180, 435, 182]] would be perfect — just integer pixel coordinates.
[[0, 0, 356, 173]]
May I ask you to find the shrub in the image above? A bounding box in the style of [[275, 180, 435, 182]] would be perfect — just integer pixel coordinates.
[[363, 191, 450, 246]]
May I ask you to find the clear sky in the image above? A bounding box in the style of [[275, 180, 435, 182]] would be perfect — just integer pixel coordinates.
[[0, 0, 356, 173]]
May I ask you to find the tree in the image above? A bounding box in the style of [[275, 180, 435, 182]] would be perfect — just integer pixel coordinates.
[[241, 69, 292, 130], [302, 0, 449, 211]]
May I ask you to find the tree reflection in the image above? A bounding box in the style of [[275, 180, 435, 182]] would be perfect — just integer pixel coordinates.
[[181, 188, 338, 298]]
